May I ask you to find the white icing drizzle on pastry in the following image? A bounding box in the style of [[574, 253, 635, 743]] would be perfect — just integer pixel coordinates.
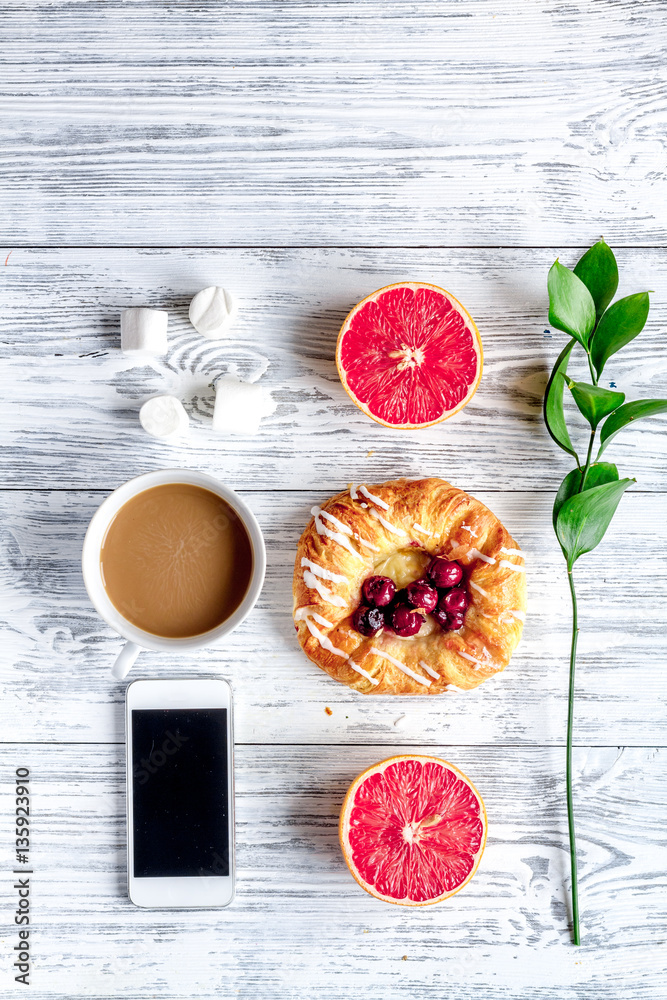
[[342, 653, 380, 686], [369, 506, 408, 537], [458, 646, 494, 670], [369, 647, 432, 688], [457, 650, 489, 670], [467, 548, 496, 565], [311, 506, 365, 562], [302, 618, 344, 658], [509, 609, 526, 622], [321, 508, 379, 555], [494, 546, 526, 572], [346, 486, 395, 550], [302, 570, 347, 607], [498, 559, 526, 573], [418, 659, 441, 680], [461, 521, 479, 538], [358, 485, 390, 510], [300, 557, 346, 583], [354, 532, 379, 552], [317, 507, 352, 535], [294, 606, 333, 629], [498, 610, 524, 624], [469, 580, 490, 598], [412, 522, 431, 536], [300, 615, 379, 686], [345, 660, 381, 685]]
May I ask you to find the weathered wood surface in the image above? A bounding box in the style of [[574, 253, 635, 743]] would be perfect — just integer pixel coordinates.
[[0, 744, 665, 999], [2, 248, 667, 491], [2, 0, 667, 992], [1, 488, 665, 746], [2, 1, 667, 247]]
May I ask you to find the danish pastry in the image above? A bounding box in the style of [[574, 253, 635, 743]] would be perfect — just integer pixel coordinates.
[[292, 478, 526, 694]]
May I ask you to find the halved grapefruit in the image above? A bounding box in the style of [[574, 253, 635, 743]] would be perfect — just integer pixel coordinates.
[[339, 754, 487, 906], [336, 282, 482, 429]]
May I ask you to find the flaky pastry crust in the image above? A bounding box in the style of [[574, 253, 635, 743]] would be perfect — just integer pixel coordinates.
[[293, 478, 526, 694]]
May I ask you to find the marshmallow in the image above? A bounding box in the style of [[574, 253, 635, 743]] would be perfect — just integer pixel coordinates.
[[121, 308, 168, 357], [189, 287, 236, 339], [139, 395, 189, 440], [213, 373, 275, 436]]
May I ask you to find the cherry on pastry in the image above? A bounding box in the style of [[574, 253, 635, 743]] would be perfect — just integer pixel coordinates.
[[439, 588, 470, 614], [432, 608, 451, 631], [427, 557, 463, 588], [387, 603, 424, 638], [447, 611, 466, 631], [362, 575, 396, 607], [405, 579, 439, 613], [432, 607, 466, 632], [353, 605, 385, 637]]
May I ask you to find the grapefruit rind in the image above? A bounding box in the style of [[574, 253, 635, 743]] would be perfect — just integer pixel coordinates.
[[335, 281, 483, 430], [339, 754, 487, 907]]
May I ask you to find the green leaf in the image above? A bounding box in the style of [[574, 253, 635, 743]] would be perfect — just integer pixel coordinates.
[[573, 240, 619, 321], [552, 462, 619, 530], [548, 260, 596, 348], [565, 379, 625, 430], [556, 478, 634, 568], [543, 340, 579, 461], [591, 292, 650, 377], [598, 398, 667, 456]]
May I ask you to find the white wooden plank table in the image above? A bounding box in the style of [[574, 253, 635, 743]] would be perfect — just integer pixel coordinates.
[[1, 3, 666, 998]]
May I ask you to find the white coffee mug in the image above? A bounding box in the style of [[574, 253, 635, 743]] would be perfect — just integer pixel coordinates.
[[82, 469, 266, 680]]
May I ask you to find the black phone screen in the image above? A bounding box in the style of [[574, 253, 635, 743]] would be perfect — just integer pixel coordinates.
[[131, 708, 229, 878]]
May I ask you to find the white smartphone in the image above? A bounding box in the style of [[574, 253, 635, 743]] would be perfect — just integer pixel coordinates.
[[125, 677, 235, 908]]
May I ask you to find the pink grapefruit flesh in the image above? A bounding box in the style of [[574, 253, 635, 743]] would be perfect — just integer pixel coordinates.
[[339, 754, 487, 906], [336, 282, 483, 428]]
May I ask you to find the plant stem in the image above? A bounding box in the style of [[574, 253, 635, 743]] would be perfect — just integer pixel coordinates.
[[568, 342, 598, 938], [580, 430, 596, 490], [563, 371, 599, 946], [564, 435, 594, 945], [566, 567, 581, 946]]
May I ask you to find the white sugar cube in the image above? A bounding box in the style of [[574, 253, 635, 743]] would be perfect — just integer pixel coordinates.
[[189, 286, 236, 339], [120, 308, 168, 357], [139, 395, 189, 439], [213, 373, 275, 436]]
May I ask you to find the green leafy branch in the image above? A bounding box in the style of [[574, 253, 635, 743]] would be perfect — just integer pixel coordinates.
[[543, 240, 667, 946]]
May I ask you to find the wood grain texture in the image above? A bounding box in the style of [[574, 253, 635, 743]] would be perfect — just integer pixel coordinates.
[[2, 0, 667, 990], [0, 744, 665, 998], [1, 488, 665, 746], [2, 1, 666, 246], [2, 247, 667, 491]]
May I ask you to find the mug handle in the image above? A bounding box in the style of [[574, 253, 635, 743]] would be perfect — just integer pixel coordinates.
[[111, 641, 141, 681]]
